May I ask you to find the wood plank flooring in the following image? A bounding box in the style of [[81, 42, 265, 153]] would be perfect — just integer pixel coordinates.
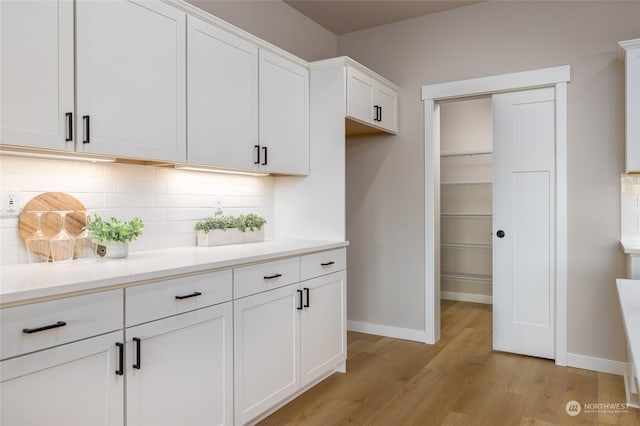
[[260, 300, 640, 425]]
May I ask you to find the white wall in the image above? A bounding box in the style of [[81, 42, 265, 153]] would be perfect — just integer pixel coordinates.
[[340, 1, 638, 362], [0, 156, 274, 265], [186, 0, 337, 61]]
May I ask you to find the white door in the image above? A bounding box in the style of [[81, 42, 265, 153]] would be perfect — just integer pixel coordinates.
[[300, 271, 346, 386], [0, 331, 124, 426], [234, 283, 301, 425], [0, 0, 74, 151], [259, 50, 309, 175], [76, 0, 186, 161], [187, 15, 258, 170], [126, 303, 233, 426], [346, 67, 376, 126], [492, 87, 555, 359]]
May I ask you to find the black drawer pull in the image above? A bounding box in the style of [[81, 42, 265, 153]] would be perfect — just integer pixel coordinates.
[[304, 287, 310, 308], [297, 289, 303, 310], [320, 261, 335, 267], [65, 112, 73, 142], [264, 273, 282, 280], [22, 321, 67, 334], [175, 291, 202, 300], [133, 337, 141, 370], [116, 342, 124, 376], [82, 115, 90, 143]]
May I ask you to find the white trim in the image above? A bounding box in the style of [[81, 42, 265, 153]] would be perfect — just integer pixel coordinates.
[[441, 291, 492, 305], [347, 320, 427, 343], [309, 56, 400, 90], [567, 353, 627, 376], [555, 82, 568, 366], [421, 65, 570, 100], [619, 38, 640, 61], [422, 65, 570, 363]]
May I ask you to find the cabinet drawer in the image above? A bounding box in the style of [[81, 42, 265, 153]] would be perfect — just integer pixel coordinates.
[[0, 289, 123, 360], [301, 248, 346, 281], [126, 269, 232, 327], [234, 257, 300, 299]]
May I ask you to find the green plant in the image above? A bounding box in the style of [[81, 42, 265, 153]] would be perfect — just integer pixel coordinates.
[[87, 215, 144, 243], [195, 210, 266, 233]]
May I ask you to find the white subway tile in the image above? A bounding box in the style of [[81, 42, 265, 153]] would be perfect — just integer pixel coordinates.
[[104, 193, 156, 208]]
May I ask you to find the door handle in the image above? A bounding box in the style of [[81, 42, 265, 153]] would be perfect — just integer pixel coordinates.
[[133, 337, 141, 370], [296, 289, 303, 310], [304, 287, 310, 308], [65, 112, 73, 142], [82, 115, 90, 143], [254, 145, 260, 164], [115, 342, 124, 376], [496, 230, 505, 238], [261, 146, 268, 166]]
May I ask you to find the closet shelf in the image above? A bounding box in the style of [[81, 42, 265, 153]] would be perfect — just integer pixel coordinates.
[[441, 213, 492, 217], [441, 242, 491, 249], [441, 180, 492, 185], [441, 272, 493, 283], [440, 149, 493, 157]]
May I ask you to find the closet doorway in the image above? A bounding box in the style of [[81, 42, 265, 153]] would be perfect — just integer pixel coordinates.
[[422, 66, 570, 365]]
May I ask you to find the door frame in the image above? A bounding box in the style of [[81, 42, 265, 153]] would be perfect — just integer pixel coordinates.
[[421, 65, 570, 366]]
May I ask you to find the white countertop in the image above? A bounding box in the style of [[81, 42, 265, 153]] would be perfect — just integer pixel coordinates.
[[616, 279, 640, 381], [0, 239, 348, 307], [620, 239, 640, 255]]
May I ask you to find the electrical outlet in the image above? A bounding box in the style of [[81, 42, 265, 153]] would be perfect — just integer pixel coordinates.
[[2, 190, 19, 217]]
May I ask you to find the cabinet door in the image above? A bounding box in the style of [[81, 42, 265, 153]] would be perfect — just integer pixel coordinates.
[[126, 303, 233, 426], [187, 15, 258, 170], [375, 85, 398, 134], [300, 271, 346, 386], [234, 284, 301, 424], [625, 45, 640, 172], [346, 66, 376, 126], [259, 50, 309, 175], [0, 331, 124, 426], [76, 0, 186, 162], [0, 0, 74, 151]]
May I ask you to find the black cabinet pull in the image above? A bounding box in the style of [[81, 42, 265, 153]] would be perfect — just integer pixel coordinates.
[[304, 287, 310, 308], [373, 105, 381, 122], [175, 291, 202, 300], [22, 321, 66, 334], [264, 273, 282, 280], [320, 261, 335, 267], [261, 146, 268, 166], [133, 337, 141, 370], [254, 145, 260, 164], [379, 106, 383, 122], [82, 115, 90, 143], [496, 230, 505, 238], [115, 342, 124, 376], [297, 289, 303, 310], [65, 112, 73, 142]]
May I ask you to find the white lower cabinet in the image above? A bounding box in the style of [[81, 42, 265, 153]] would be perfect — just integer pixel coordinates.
[[234, 269, 346, 425], [0, 330, 124, 426], [126, 302, 233, 426]]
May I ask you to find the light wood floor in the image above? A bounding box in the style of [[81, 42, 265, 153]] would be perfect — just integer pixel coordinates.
[[260, 300, 640, 425]]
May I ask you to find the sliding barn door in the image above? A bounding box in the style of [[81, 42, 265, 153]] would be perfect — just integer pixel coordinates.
[[492, 87, 555, 359]]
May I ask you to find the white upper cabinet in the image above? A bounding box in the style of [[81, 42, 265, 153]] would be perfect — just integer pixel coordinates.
[[76, 0, 186, 162], [187, 15, 258, 170], [0, 0, 74, 151], [620, 39, 640, 173], [259, 50, 309, 175], [346, 64, 398, 135]]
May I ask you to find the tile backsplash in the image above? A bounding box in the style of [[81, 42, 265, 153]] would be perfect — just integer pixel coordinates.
[[0, 156, 274, 265]]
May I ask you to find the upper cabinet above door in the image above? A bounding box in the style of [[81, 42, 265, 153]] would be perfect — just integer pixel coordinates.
[[1, 0, 74, 151], [259, 50, 309, 175], [187, 15, 258, 170], [619, 39, 640, 173], [76, 0, 187, 162], [346, 65, 398, 136]]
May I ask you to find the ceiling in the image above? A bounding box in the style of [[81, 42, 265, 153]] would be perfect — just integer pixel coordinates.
[[284, 0, 483, 35]]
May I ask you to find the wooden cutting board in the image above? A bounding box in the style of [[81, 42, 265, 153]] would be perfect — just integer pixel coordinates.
[[18, 192, 88, 244]]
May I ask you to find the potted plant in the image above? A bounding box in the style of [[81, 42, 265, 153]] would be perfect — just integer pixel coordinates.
[[87, 215, 144, 258], [195, 210, 266, 247]]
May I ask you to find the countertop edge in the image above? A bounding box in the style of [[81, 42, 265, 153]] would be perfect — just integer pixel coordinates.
[[1, 240, 348, 307]]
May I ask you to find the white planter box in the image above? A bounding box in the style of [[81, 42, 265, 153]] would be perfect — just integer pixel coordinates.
[[196, 229, 264, 247]]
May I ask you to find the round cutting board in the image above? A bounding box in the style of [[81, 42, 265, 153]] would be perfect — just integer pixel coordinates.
[[18, 192, 88, 243]]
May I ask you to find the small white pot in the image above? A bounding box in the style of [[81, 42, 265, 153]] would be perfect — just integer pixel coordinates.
[[196, 228, 264, 247], [105, 241, 129, 259]]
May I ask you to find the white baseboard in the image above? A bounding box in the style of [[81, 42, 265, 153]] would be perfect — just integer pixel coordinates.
[[347, 320, 426, 343], [441, 291, 492, 305], [566, 352, 627, 375]]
